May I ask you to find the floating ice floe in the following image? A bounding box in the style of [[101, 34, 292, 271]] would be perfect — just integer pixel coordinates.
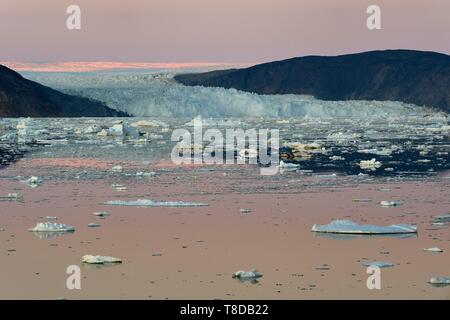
[[423, 247, 443, 253], [232, 269, 263, 281], [136, 171, 156, 177], [88, 223, 101, 228], [45, 216, 57, 220], [380, 200, 403, 207], [105, 199, 209, 207], [93, 211, 110, 217], [433, 214, 450, 223], [81, 255, 122, 264], [429, 277, 450, 286], [311, 220, 417, 235], [278, 161, 300, 170], [111, 165, 123, 173], [359, 158, 382, 170], [362, 261, 395, 269], [111, 184, 127, 191], [26, 176, 42, 187], [0, 193, 22, 201], [29, 222, 75, 233], [239, 208, 252, 214]]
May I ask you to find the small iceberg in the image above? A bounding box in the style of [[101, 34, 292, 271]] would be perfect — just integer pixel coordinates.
[[429, 276, 450, 287], [29, 222, 75, 233], [111, 165, 123, 173], [105, 199, 209, 207], [362, 261, 394, 269], [87, 223, 101, 228], [279, 161, 300, 169], [359, 158, 382, 170], [25, 176, 43, 188], [311, 220, 417, 235], [433, 214, 450, 223], [232, 269, 263, 283], [380, 200, 403, 207], [423, 247, 443, 253], [93, 211, 110, 217], [0, 193, 23, 201], [82, 255, 122, 264]]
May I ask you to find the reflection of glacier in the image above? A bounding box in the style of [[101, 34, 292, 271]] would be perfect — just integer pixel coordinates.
[[23, 71, 432, 118]]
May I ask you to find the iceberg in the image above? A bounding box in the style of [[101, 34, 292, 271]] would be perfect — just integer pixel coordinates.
[[359, 158, 382, 170], [362, 261, 394, 268], [429, 277, 450, 286], [104, 199, 209, 207], [29, 222, 75, 233], [311, 219, 417, 235], [232, 269, 263, 280], [82, 255, 122, 264], [380, 200, 403, 207], [423, 247, 443, 253], [25, 176, 43, 187]]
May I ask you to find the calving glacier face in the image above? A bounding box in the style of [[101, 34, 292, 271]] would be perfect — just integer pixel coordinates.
[[23, 71, 433, 118]]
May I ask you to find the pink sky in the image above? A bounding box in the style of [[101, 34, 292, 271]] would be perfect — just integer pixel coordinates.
[[1, 0, 449, 63]]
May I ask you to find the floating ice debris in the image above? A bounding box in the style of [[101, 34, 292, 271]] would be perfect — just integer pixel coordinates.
[[278, 161, 300, 169], [433, 214, 450, 223], [232, 269, 263, 280], [111, 184, 127, 191], [26, 176, 42, 187], [0, 193, 22, 201], [93, 211, 110, 217], [88, 223, 101, 228], [329, 155, 345, 161], [380, 200, 403, 207], [352, 198, 372, 202], [111, 165, 123, 173], [429, 277, 450, 286], [136, 171, 156, 177], [238, 148, 258, 158], [105, 199, 209, 207], [359, 158, 382, 170], [81, 255, 122, 264], [29, 222, 75, 233], [362, 261, 395, 269], [239, 208, 252, 214], [423, 247, 443, 253], [311, 220, 417, 235], [45, 216, 57, 220]]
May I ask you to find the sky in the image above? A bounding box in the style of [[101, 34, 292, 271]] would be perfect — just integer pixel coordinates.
[[1, 0, 449, 63]]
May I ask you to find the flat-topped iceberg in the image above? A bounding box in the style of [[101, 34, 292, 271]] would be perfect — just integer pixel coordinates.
[[104, 199, 209, 207], [362, 261, 395, 268], [82, 255, 122, 264], [311, 219, 417, 234], [429, 276, 450, 286], [29, 222, 75, 233]]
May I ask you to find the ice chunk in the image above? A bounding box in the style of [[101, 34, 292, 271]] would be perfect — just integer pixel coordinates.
[[0, 193, 23, 201], [136, 171, 156, 177], [88, 223, 101, 228], [380, 200, 403, 207], [311, 219, 417, 234], [111, 165, 123, 173], [26, 176, 43, 187], [29, 222, 75, 233], [82, 255, 122, 264], [359, 158, 382, 170], [429, 277, 450, 286], [93, 211, 110, 217], [105, 199, 209, 207], [362, 261, 394, 268], [423, 247, 443, 253], [279, 161, 300, 169], [433, 214, 450, 223], [232, 269, 263, 280]]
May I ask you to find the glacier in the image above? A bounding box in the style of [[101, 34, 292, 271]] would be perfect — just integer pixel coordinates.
[[21, 71, 434, 118]]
